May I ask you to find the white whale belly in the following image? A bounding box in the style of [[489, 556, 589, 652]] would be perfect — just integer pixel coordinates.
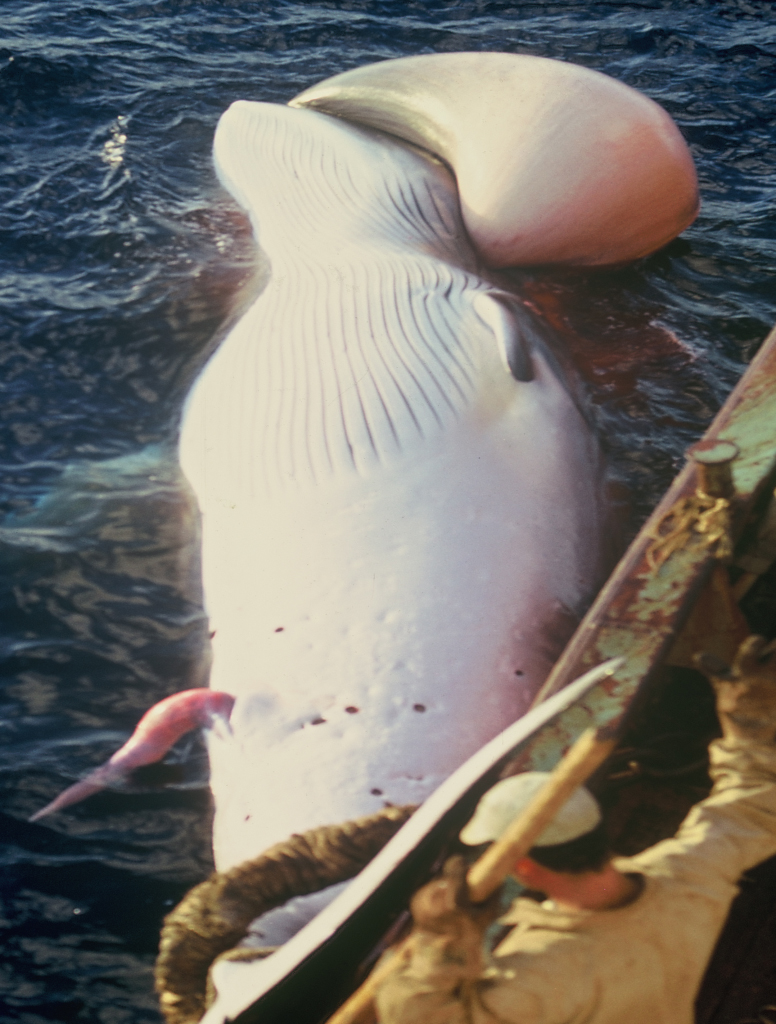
[[178, 101, 607, 871]]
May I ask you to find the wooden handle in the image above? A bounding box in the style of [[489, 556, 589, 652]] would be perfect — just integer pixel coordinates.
[[466, 726, 616, 902], [324, 724, 616, 1024]]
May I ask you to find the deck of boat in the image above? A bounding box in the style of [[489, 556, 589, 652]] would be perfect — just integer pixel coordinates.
[[600, 558, 776, 1024], [592, 566, 776, 1024]]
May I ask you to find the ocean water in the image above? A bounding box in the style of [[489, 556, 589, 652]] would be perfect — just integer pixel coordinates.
[[1, 2, 775, 1021]]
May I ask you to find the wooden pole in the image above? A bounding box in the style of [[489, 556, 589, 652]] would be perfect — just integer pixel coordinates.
[[323, 723, 617, 1024], [466, 726, 616, 902]]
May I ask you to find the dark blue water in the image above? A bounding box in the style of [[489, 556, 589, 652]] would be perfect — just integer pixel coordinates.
[[1, 2, 774, 1021]]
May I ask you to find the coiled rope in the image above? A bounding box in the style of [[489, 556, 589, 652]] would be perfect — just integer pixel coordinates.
[[646, 493, 732, 570], [155, 804, 416, 1024]]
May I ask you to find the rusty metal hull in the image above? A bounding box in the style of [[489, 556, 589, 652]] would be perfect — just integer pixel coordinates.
[[529, 321, 776, 763]]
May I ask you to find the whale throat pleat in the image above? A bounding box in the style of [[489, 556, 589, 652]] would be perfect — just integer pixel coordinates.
[[183, 103, 490, 496]]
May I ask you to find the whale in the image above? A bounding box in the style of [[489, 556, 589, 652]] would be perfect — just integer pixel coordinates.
[[180, 96, 613, 873], [31, 54, 697, 944]]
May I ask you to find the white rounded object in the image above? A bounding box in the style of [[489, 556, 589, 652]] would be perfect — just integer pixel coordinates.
[[292, 52, 699, 267], [459, 772, 601, 846]]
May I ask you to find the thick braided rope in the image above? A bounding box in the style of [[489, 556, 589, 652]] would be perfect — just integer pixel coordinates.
[[155, 804, 416, 1024]]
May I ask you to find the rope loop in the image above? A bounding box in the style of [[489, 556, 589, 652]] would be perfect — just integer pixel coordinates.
[[155, 804, 416, 1024], [646, 493, 732, 571]]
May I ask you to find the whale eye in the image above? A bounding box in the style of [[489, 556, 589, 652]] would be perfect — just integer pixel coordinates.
[[472, 292, 534, 383]]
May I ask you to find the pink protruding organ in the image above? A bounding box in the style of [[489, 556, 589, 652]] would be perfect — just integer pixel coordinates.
[[29, 690, 234, 822], [31, 55, 698, 889]]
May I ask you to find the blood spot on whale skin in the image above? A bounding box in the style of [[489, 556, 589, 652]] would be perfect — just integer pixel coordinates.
[[274, 626, 285, 633], [371, 788, 383, 796], [514, 669, 524, 677], [413, 703, 426, 712], [344, 706, 359, 714], [310, 717, 326, 726]]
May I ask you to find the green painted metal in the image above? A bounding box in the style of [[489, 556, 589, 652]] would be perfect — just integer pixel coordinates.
[[521, 322, 776, 772]]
